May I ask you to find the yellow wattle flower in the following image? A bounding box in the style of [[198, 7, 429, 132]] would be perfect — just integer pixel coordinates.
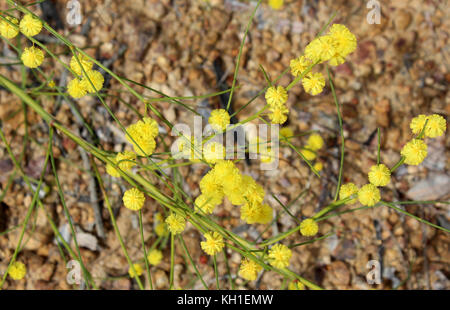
[[339, 183, 359, 204], [268, 105, 289, 124], [268, 244, 292, 269], [299, 218, 318, 237], [307, 133, 324, 151], [401, 139, 428, 166], [165, 213, 186, 234], [128, 264, 143, 278], [200, 231, 225, 256], [288, 281, 305, 290], [123, 188, 145, 211], [239, 258, 262, 281], [0, 16, 19, 39], [409, 114, 428, 135], [368, 164, 391, 187], [268, 0, 284, 10], [21, 46, 45, 68], [203, 141, 225, 164], [290, 55, 312, 77], [305, 35, 336, 64], [19, 14, 42, 37], [9, 261, 26, 280], [425, 114, 446, 138], [115, 151, 136, 172], [358, 184, 381, 207], [80, 70, 104, 93], [147, 249, 163, 266], [194, 194, 221, 214], [265, 85, 288, 108], [67, 78, 87, 99], [302, 72, 325, 96], [70, 53, 94, 76], [208, 109, 230, 132]]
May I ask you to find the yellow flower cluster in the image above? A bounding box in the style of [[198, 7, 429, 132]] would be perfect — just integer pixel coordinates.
[[208, 109, 230, 132], [154, 213, 169, 237], [301, 133, 325, 169], [268, 0, 284, 10], [358, 184, 380, 207], [410, 114, 446, 138], [265, 86, 289, 124], [401, 139, 428, 166], [21, 46, 45, 68], [288, 281, 305, 290], [67, 54, 104, 98], [0, 16, 19, 39], [238, 258, 263, 281], [339, 183, 359, 204], [200, 231, 225, 256], [202, 141, 225, 164], [299, 218, 318, 237], [196, 160, 273, 224], [128, 263, 143, 278], [165, 213, 186, 235], [106, 151, 136, 177], [268, 244, 292, 269], [123, 188, 145, 211], [9, 261, 26, 280], [368, 164, 391, 187], [147, 249, 163, 266], [126, 117, 159, 156], [19, 14, 42, 37]]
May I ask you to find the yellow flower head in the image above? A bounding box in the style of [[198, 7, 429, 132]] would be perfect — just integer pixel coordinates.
[[126, 118, 158, 156], [106, 159, 120, 178], [265, 85, 288, 108], [328, 24, 357, 66], [257, 204, 273, 224], [302, 72, 325, 96], [128, 264, 143, 278], [290, 55, 312, 77], [368, 164, 391, 187], [260, 147, 276, 164], [213, 160, 242, 191], [155, 222, 168, 237], [300, 148, 316, 161], [21, 46, 44, 68], [147, 249, 163, 266], [409, 114, 428, 135], [239, 258, 262, 281], [19, 14, 42, 37], [425, 114, 446, 138], [269, 105, 289, 124], [123, 188, 145, 211], [314, 161, 323, 172], [195, 194, 221, 214], [209, 109, 230, 132], [305, 35, 336, 64], [67, 78, 87, 99], [299, 218, 318, 237], [280, 127, 294, 142], [223, 181, 246, 206], [307, 133, 324, 151], [0, 16, 19, 39], [70, 53, 94, 76], [203, 141, 225, 164], [241, 175, 265, 204], [339, 183, 359, 204], [80, 70, 104, 93], [240, 202, 262, 224], [401, 139, 428, 166], [116, 151, 136, 172], [201, 231, 225, 256], [268, 0, 284, 10], [358, 184, 381, 207], [9, 261, 26, 280], [288, 281, 305, 290], [268, 244, 292, 269], [199, 170, 223, 197], [165, 213, 186, 235]]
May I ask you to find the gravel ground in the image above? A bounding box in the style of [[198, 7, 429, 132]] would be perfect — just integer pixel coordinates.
[[0, 0, 449, 290]]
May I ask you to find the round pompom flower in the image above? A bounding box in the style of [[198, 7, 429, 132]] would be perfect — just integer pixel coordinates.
[[368, 164, 391, 187], [123, 188, 145, 211], [339, 183, 359, 204], [67, 78, 87, 99], [116, 151, 136, 172], [290, 55, 312, 77], [288, 281, 305, 290], [70, 53, 94, 76], [299, 218, 318, 237], [21, 46, 44, 68], [195, 194, 221, 214], [268, 105, 289, 124], [203, 141, 225, 164], [328, 24, 357, 65], [265, 85, 288, 108], [201, 231, 225, 256], [126, 120, 157, 156], [358, 184, 381, 207], [165, 213, 186, 235], [0, 16, 19, 39], [128, 264, 143, 278], [208, 109, 230, 132], [300, 148, 316, 161], [307, 133, 324, 151], [238, 258, 262, 281], [279, 127, 294, 142], [401, 139, 428, 166], [147, 249, 163, 266], [268, 244, 292, 269], [106, 159, 120, 178], [302, 72, 325, 96], [81, 70, 104, 93], [314, 161, 323, 172], [9, 261, 26, 280], [19, 14, 42, 37], [305, 35, 336, 64], [410, 114, 428, 135], [268, 0, 283, 10], [425, 114, 446, 138]]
